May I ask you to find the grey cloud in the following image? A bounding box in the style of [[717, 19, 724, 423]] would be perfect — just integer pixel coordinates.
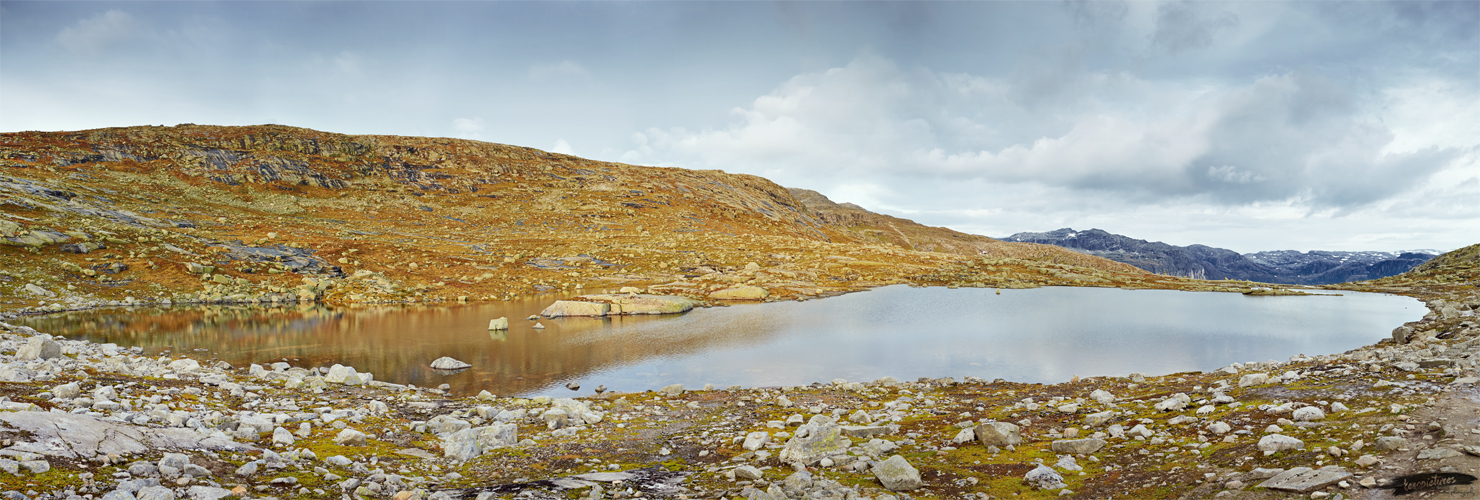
[[1188, 71, 1457, 208], [1150, 1, 1239, 54], [56, 9, 146, 54]]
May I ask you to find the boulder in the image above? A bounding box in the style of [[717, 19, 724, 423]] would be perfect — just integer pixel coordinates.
[[430, 357, 472, 370], [1154, 393, 1190, 411], [23, 284, 56, 298], [734, 465, 763, 480], [709, 286, 769, 300], [488, 317, 509, 330], [0, 411, 252, 459], [1258, 434, 1305, 453], [1375, 436, 1407, 451], [742, 431, 770, 451], [324, 364, 362, 385], [840, 426, 893, 439], [1089, 389, 1115, 405], [1292, 407, 1325, 421], [872, 455, 923, 491], [1025, 464, 1066, 490], [333, 429, 367, 446], [1050, 438, 1106, 455], [975, 422, 1023, 447], [540, 300, 611, 318], [779, 416, 852, 465], [1083, 411, 1115, 427], [1393, 325, 1415, 344], [441, 424, 517, 461], [1238, 373, 1269, 387], [16, 336, 61, 360], [540, 294, 699, 317], [1207, 421, 1232, 434], [660, 384, 684, 397], [1257, 466, 1352, 493]]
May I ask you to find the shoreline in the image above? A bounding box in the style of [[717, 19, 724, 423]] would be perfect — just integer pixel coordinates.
[[0, 285, 1474, 498]]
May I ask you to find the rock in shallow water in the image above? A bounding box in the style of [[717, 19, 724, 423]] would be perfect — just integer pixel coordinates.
[[430, 357, 471, 370]]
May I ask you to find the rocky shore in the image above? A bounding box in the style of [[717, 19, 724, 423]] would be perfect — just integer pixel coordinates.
[[0, 287, 1475, 500]]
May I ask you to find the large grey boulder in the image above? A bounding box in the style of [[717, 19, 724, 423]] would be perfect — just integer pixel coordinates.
[[541, 294, 699, 317], [779, 416, 852, 465], [1238, 373, 1269, 387], [1393, 325, 1415, 343], [1257, 466, 1352, 493], [441, 423, 518, 461], [1050, 438, 1106, 455], [1083, 411, 1114, 427], [1258, 434, 1305, 453], [324, 364, 362, 385], [1292, 407, 1326, 421], [1025, 464, 1066, 490], [1375, 436, 1407, 451], [135, 486, 176, 500], [16, 336, 61, 360], [430, 357, 471, 370], [0, 411, 252, 459], [185, 486, 233, 500], [975, 422, 1023, 447], [872, 455, 923, 491], [333, 429, 367, 446]]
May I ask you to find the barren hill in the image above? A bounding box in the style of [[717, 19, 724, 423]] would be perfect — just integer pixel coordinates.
[[1, 124, 1233, 312]]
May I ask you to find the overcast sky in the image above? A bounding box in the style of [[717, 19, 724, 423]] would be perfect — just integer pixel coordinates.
[[2, 1, 1476, 253]]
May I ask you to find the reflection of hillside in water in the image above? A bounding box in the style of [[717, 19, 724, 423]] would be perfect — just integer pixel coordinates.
[[16, 297, 790, 397]]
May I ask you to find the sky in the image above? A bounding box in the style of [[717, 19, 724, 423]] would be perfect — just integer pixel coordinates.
[[2, 1, 1477, 254]]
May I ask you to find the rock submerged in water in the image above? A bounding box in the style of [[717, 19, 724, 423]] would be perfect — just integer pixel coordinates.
[[430, 357, 471, 371], [540, 294, 699, 318]]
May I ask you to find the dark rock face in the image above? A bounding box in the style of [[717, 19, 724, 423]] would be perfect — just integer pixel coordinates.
[[998, 228, 1435, 285]]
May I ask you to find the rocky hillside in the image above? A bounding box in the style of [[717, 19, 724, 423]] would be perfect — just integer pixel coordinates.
[[0, 125, 1249, 313], [998, 228, 1435, 285]]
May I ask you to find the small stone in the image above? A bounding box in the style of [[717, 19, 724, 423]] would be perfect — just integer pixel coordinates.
[[734, 465, 763, 480]]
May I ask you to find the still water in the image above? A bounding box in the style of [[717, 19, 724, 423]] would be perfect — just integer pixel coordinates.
[[17, 286, 1421, 398]]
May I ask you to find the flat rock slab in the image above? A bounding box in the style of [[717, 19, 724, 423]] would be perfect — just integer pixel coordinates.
[[0, 411, 254, 459], [541, 294, 698, 317], [840, 425, 893, 439], [1257, 466, 1352, 493]]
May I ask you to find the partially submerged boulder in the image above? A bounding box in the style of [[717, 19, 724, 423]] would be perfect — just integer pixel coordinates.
[[540, 294, 698, 318]]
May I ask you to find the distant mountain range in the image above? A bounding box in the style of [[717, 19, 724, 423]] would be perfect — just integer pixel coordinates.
[[996, 228, 1438, 285]]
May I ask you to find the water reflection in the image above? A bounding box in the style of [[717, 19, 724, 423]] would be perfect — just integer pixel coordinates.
[[18, 286, 1422, 398]]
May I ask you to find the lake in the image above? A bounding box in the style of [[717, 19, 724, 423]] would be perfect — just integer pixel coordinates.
[[15, 285, 1422, 397]]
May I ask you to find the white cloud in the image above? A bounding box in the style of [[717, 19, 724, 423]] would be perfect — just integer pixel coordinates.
[[452, 118, 485, 139], [56, 10, 145, 54], [623, 54, 1477, 251], [551, 139, 576, 156], [528, 61, 589, 82]]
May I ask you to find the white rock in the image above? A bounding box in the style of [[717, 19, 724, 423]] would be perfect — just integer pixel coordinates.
[[1257, 434, 1305, 453], [1239, 373, 1269, 387], [1292, 407, 1326, 421], [430, 357, 472, 370]]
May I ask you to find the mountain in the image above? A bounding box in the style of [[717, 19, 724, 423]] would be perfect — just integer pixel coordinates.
[[3, 124, 1234, 312], [997, 228, 1436, 285]]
